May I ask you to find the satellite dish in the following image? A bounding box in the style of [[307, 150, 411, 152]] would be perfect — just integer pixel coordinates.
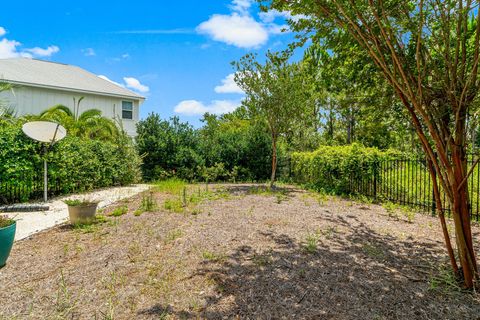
[[22, 121, 67, 144], [21, 121, 67, 203]]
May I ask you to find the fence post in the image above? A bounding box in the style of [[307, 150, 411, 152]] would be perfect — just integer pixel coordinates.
[[373, 162, 378, 199]]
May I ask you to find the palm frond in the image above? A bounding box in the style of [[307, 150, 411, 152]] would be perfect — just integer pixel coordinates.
[[78, 108, 102, 121], [40, 104, 74, 118]]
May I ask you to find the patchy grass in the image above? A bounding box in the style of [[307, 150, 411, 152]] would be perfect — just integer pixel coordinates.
[[302, 227, 338, 254], [303, 232, 321, 254], [361, 243, 385, 260], [429, 265, 464, 296], [383, 201, 416, 223], [110, 206, 128, 217], [55, 270, 78, 318], [154, 178, 187, 194], [201, 250, 226, 262], [163, 186, 231, 214], [164, 229, 184, 244], [302, 191, 330, 206], [72, 215, 109, 233], [247, 185, 289, 203], [252, 253, 272, 267], [1, 183, 479, 319], [164, 198, 184, 213]]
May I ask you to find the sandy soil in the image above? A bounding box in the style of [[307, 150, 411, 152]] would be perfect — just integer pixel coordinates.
[[0, 184, 479, 320], [4, 184, 150, 241]]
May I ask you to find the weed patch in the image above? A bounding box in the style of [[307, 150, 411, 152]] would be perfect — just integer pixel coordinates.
[[140, 192, 158, 212], [110, 206, 128, 217], [164, 229, 184, 243], [201, 250, 226, 262], [72, 215, 109, 233]]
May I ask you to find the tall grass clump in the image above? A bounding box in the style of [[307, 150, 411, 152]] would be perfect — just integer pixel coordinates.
[[154, 178, 187, 194]]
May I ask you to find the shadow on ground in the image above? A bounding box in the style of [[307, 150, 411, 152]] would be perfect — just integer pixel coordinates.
[[138, 212, 479, 319]]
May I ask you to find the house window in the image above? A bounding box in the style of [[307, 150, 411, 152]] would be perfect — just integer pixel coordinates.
[[122, 101, 133, 120]]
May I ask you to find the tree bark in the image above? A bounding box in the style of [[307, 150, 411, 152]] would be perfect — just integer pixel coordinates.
[[428, 160, 458, 274], [450, 146, 478, 287]]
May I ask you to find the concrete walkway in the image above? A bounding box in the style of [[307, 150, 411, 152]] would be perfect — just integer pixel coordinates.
[[5, 184, 150, 241]]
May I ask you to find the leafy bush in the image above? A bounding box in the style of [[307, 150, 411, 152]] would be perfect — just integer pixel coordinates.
[[136, 115, 203, 181], [136, 113, 274, 182], [0, 119, 141, 204], [291, 143, 391, 194], [48, 135, 141, 193]]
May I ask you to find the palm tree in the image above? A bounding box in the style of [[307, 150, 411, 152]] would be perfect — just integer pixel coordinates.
[[0, 82, 15, 121], [39, 97, 120, 141]]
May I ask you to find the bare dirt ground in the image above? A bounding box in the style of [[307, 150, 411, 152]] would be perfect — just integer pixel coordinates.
[[0, 184, 479, 320]]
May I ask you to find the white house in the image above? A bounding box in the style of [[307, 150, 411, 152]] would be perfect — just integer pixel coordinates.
[[0, 58, 145, 137]]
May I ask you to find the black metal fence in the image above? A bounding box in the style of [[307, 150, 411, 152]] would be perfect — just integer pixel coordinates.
[[0, 163, 68, 205], [347, 155, 480, 221]]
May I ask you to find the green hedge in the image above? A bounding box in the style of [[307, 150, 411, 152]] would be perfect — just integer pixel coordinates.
[[291, 143, 398, 194], [0, 120, 141, 204]]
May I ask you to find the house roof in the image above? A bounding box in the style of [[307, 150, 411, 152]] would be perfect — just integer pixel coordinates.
[[0, 58, 145, 100]]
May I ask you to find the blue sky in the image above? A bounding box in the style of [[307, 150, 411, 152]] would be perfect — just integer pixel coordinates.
[[0, 0, 296, 127]]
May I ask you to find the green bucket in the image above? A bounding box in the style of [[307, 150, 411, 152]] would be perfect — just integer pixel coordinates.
[[0, 221, 16, 268]]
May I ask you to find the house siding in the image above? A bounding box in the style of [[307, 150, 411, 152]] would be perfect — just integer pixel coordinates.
[[0, 85, 140, 136]]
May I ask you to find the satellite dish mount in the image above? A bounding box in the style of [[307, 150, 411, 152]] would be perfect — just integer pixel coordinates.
[[22, 121, 67, 202]]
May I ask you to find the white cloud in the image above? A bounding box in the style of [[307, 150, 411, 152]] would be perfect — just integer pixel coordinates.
[[196, 0, 293, 48], [197, 13, 268, 48], [123, 77, 149, 93], [98, 75, 150, 94], [215, 73, 244, 94], [230, 0, 252, 14], [82, 48, 96, 56], [174, 99, 240, 116], [258, 10, 288, 23], [0, 28, 60, 59], [266, 24, 289, 35], [24, 45, 59, 57], [0, 38, 25, 58]]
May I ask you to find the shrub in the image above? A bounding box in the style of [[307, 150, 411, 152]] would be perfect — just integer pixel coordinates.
[[136, 113, 274, 182], [291, 143, 392, 194], [0, 119, 141, 204]]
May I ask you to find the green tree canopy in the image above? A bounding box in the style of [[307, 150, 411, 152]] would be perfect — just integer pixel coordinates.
[[263, 0, 480, 288], [234, 51, 310, 186]]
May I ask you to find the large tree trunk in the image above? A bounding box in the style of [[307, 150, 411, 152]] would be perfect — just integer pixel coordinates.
[[450, 146, 478, 287], [270, 133, 278, 188], [405, 99, 478, 288], [428, 160, 458, 275]]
